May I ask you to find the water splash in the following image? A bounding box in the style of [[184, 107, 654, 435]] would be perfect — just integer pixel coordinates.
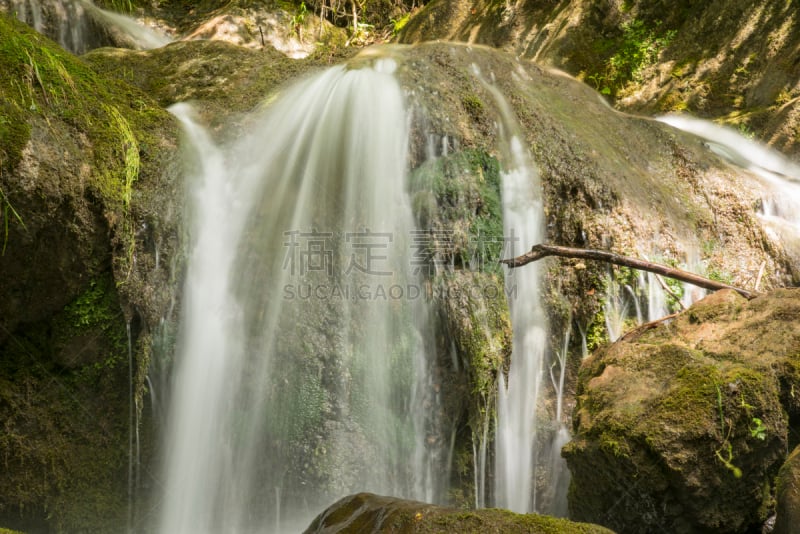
[[161, 57, 441, 533]]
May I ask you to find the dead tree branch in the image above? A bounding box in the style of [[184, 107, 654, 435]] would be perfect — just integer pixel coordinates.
[[500, 243, 757, 300]]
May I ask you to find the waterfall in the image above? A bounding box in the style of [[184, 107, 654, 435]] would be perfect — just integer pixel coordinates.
[[161, 55, 441, 533], [465, 62, 564, 515], [7, 0, 88, 52], [657, 114, 800, 259]]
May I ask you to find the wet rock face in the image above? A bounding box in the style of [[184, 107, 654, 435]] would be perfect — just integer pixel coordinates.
[[0, 14, 180, 532], [304, 492, 615, 533], [0, 0, 136, 53], [564, 289, 800, 533], [775, 445, 800, 534]]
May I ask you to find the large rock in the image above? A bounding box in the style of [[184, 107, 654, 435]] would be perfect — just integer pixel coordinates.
[[304, 492, 615, 533], [0, 14, 180, 532], [84, 39, 357, 133], [564, 288, 800, 533]]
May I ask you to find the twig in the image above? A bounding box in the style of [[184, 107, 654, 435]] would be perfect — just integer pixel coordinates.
[[654, 273, 687, 311], [619, 312, 680, 342], [754, 261, 766, 292]]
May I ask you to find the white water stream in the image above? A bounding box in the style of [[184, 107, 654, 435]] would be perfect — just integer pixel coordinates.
[[162, 57, 441, 533]]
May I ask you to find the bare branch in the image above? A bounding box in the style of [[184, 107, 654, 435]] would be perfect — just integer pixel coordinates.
[[500, 243, 757, 299]]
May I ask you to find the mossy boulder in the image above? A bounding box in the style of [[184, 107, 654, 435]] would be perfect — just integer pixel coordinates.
[[0, 13, 180, 532], [304, 492, 615, 533], [564, 288, 800, 533]]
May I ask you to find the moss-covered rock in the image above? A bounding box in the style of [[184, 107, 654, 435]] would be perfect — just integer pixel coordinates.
[[84, 38, 357, 134], [564, 288, 800, 533], [405, 142, 512, 505], [0, 13, 180, 532], [304, 492, 615, 533]]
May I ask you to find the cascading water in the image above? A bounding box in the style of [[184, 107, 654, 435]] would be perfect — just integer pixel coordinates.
[[467, 62, 566, 516], [657, 114, 800, 258], [4, 0, 169, 53], [77, 0, 170, 49], [162, 55, 441, 533], [494, 134, 548, 514], [598, 112, 800, 348]]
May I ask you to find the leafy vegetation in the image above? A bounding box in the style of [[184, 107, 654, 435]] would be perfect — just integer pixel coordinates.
[[588, 18, 676, 97]]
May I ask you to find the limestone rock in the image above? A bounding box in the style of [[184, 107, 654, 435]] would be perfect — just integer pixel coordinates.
[[399, 0, 800, 158], [0, 14, 180, 532]]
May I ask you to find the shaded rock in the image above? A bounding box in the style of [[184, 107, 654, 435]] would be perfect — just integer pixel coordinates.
[[775, 445, 800, 534], [0, 13, 180, 532], [564, 288, 800, 533], [304, 492, 615, 533], [399, 0, 800, 158]]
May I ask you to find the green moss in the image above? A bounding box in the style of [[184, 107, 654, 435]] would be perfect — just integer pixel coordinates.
[[55, 275, 128, 377], [0, 316, 129, 532], [650, 362, 719, 429], [310, 493, 614, 533], [63, 276, 121, 329], [587, 18, 677, 98], [436, 272, 511, 396], [0, 13, 173, 281], [461, 93, 485, 118], [409, 149, 504, 274], [706, 264, 735, 285], [585, 305, 608, 352], [0, 99, 29, 173]]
